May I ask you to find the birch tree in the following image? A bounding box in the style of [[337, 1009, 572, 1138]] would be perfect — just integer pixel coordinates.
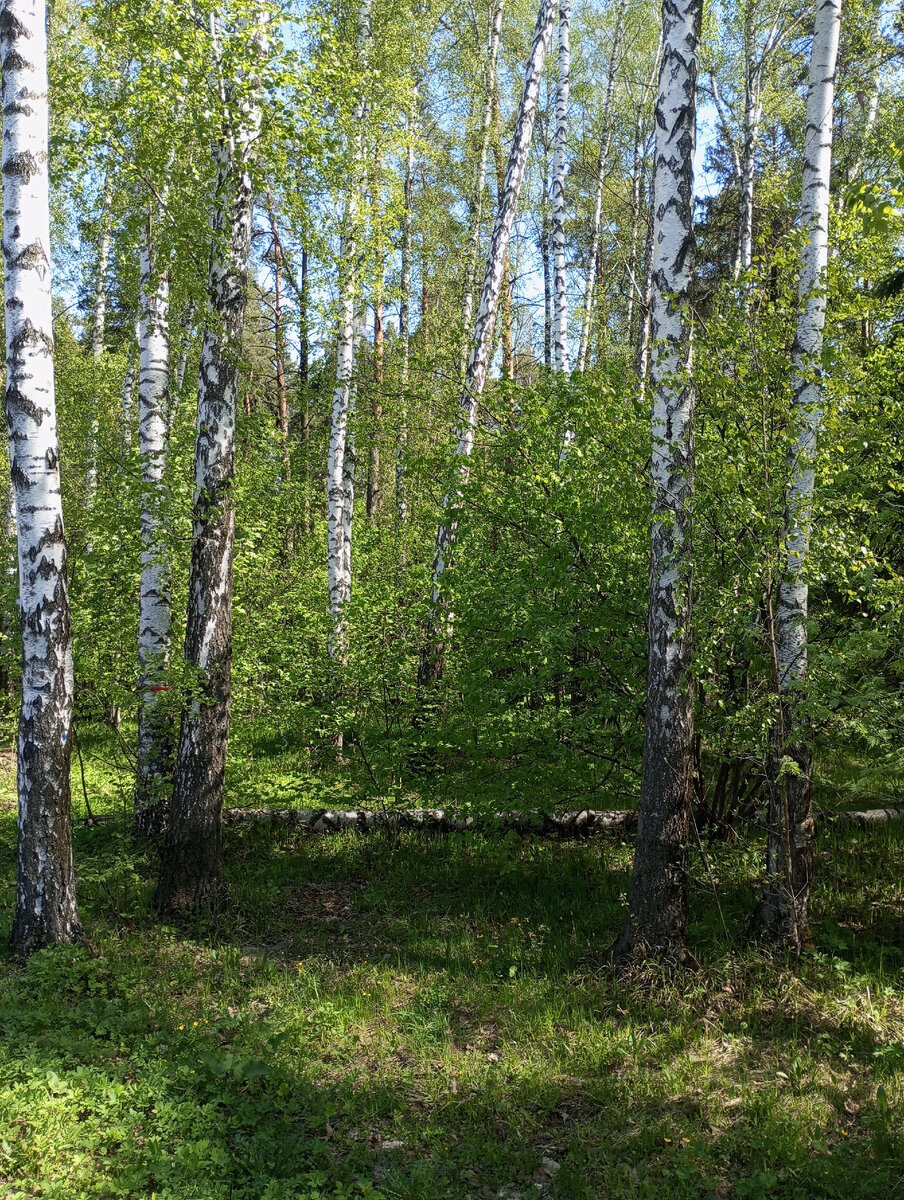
[[418, 0, 557, 689], [576, 1, 625, 374], [327, 0, 372, 665], [735, 6, 786, 277], [135, 208, 174, 835], [460, 0, 504, 377], [396, 94, 415, 525], [612, 0, 702, 963], [3, 0, 81, 953], [155, 14, 266, 912], [551, 0, 570, 374], [753, 0, 841, 948]]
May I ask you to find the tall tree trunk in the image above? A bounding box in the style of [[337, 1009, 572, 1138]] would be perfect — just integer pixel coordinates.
[[551, 0, 570, 374], [265, 194, 290, 468], [419, 0, 556, 689], [367, 296, 383, 517], [2, 0, 81, 954], [612, 0, 701, 964], [155, 16, 265, 913], [327, 0, 372, 666], [121, 315, 140, 451], [174, 299, 197, 399], [625, 43, 659, 347], [753, 0, 841, 949], [396, 97, 414, 526], [92, 172, 112, 359], [299, 247, 312, 534], [461, 0, 504, 376], [367, 156, 384, 519], [636, 151, 655, 385], [85, 170, 113, 504], [735, 16, 781, 279], [540, 205, 552, 369], [576, 2, 625, 373], [135, 210, 174, 835]]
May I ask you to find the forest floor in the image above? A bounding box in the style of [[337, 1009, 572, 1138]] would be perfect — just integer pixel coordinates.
[[0, 738, 903, 1199]]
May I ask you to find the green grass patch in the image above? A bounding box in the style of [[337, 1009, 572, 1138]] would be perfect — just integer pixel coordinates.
[[0, 747, 902, 1199]]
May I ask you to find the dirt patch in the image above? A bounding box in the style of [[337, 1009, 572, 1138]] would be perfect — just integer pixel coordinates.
[[286, 881, 364, 922]]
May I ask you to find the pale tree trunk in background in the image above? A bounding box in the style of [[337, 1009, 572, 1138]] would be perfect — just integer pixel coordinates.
[[540, 205, 551, 368], [265, 194, 290, 471], [419, 0, 556, 689], [551, 0, 570, 374], [121, 315, 140, 451], [396, 97, 414, 526], [491, 100, 515, 381], [576, 1, 625, 373], [636, 153, 655, 386], [174, 299, 197, 399], [626, 44, 660, 346], [367, 156, 384, 519], [135, 213, 174, 835], [299, 247, 312, 534], [155, 16, 266, 913], [461, 0, 503, 377], [736, 15, 782, 278], [613, 0, 701, 964], [85, 170, 112, 502], [92, 174, 112, 359], [327, 0, 372, 666], [368, 294, 383, 518], [753, 0, 841, 949], [2, 0, 81, 954]]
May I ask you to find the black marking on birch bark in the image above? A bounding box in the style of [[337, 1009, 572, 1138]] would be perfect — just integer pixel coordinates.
[[2, 149, 43, 182], [5, 239, 48, 271]]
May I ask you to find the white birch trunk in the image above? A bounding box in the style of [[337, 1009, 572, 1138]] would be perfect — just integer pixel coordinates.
[[92, 173, 112, 359], [551, 0, 570, 374], [396, 95, 415, 526], [419, 0, 556, 687], [83, 171, 113, 501], [155, 14, 266, 912], [576, 4, 629, 372], [135, 220, 174, 834], [174, 298, 197, 401], [460, 0, 504, 376], [2, 0, 81, 953], [614, 0, 701, 962], [327, 0, 372, 664], [755, 0, 841, 947], [121, 314, 140, 450]]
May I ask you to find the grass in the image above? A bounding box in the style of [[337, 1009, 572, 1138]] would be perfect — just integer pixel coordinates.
[[0, 738, 903, 1199]]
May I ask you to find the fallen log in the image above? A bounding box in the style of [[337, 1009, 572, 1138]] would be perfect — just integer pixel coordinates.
[[81, 805, 904, 834], [221, 807, 639, 836]]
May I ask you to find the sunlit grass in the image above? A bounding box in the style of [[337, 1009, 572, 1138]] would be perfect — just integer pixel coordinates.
[[0, 742, 902, 1199]]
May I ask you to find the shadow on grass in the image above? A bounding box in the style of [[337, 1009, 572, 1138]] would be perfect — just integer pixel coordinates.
[[0, 815, 903, 1198]]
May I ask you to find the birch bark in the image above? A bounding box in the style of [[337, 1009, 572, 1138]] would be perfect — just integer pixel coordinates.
[[460, 0, 503, 377], [396, 97, 414, 526], [753, 0, 841, 948], [613, 0, 701, 963], [121, 316, 140, 450], [418, 0, 556, 688], [174, 299, 197, 399], [135, 212, 174, 835], [551, 0, 570, 374], [576, 2, 626, 374], [735, 14, 782, 277], [327, 0, 372, 664], [84, 171, 113, 502], [3, 0, 81, 953], [155, 16, 266, 912]]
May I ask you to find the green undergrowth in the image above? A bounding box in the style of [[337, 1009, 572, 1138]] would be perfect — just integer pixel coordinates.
[[0, 751, 903, 1199]]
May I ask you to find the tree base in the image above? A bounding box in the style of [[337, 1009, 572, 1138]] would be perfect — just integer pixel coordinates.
[[608, 923, 698, 972]]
